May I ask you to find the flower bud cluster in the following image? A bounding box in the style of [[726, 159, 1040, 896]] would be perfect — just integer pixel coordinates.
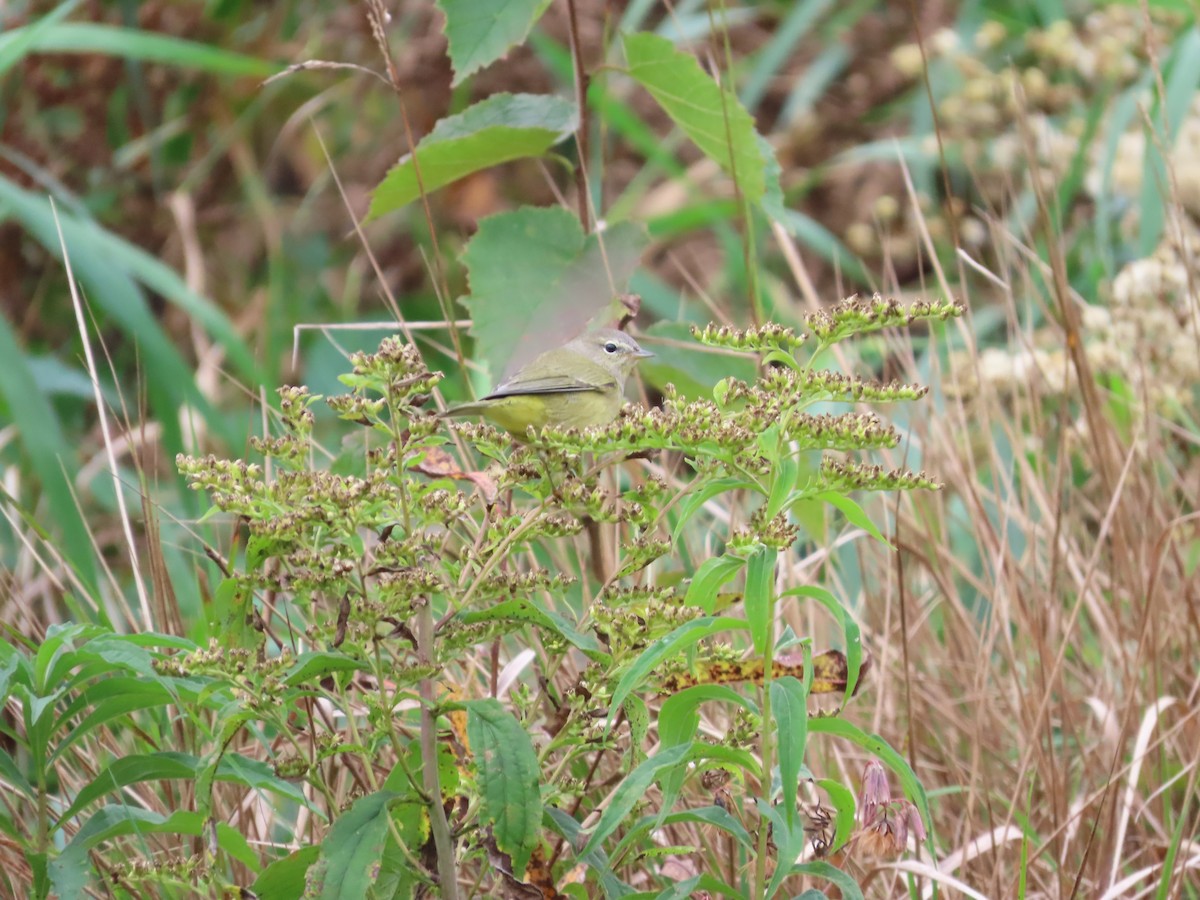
[[593, 590, 700, 654], [820, 458, 941, 492], [806, 295, 962, 345], [176, 454, 263, 495], [691, 322, 806, 353], [616, 536, 672, 578]]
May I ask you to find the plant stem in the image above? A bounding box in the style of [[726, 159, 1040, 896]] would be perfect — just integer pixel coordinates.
[[417, 600, 459, 899], [753, 544, 779, 895]]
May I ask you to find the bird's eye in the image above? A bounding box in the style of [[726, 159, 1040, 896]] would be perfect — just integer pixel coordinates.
[[604, 341, 619, 354]]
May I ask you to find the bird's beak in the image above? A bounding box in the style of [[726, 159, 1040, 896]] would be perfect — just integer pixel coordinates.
[[635, 347, 655, 359]]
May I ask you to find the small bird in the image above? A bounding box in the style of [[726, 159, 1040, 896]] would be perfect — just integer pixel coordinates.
[[440, 328, 653, 435]]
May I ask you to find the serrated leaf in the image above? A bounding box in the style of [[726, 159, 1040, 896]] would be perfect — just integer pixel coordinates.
[[368, 93, 577, 218], [460, 207, 647, 380], [311, 791, 397, 900], [465, 699, 541, 879], [436, 0, 554, 84], [623, 32, 765, 201]]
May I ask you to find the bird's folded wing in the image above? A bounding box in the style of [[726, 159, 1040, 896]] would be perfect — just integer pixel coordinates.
[[484, 375, 614, 399]]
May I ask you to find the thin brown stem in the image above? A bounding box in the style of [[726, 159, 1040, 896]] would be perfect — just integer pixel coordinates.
[[564, 0, 591, 232]]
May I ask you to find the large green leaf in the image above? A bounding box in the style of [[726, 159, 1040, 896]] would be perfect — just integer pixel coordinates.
[[771, 676, 809, 831], [311, 791, 397, 900], [436, 0, 554, 84], [460, 206, 647, 380], [743, 546, 776, 654], [464, 698, 542, 878], [369, 93, 578, 218], [623, 32, 765, 202]]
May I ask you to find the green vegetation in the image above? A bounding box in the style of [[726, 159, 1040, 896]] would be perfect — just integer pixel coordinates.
[[1, 0, 1197, 897]]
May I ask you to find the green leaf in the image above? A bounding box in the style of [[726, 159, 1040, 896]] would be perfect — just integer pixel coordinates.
[[460, 597, 605, 656], [284, 650, 370, 687], [788, 861, 864, 900], [50, 807, 206, 898], [436, 0, 554, 84], [544, 808, 633, 897], [623, 32, 765, 201], [758, 800, 807, 897], [766, 446, 801, 520], [812, 491, 893, 548], [607, 616, 747, 730], [251, 846, 320, 900], [780, 585, 863, 707], [657, 683, 757, 809], [659, 684, 757, 748], [580, 742, 691, 856], [815, 777, 856, 854], [770, 676, 809, 830], [52, 679, 175, 762], [464, 698, 541, 879], [624, 694, 649, 767], [0, 21, 278, 76], [368, 93, 577, 218], [656, 807, 753, 850], [0, 0, 82, 80], [670, 475, 755, 544], [742, 546, 776, 654], [683, 554, 745, 614], [460, 207, 647, 381], [58, 752, 200, 824], [311, 791, 397, 900]]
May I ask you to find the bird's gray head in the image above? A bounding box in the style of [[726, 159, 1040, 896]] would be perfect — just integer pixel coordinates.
[[568, 328, 654, 381]]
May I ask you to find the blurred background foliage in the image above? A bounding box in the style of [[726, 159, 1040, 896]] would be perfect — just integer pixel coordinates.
[[2, 0, 1200, 891], [4, 0, 1195, 617]]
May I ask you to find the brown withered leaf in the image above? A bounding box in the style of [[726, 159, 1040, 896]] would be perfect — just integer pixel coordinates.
[[483, 834, 562, 899], [657, 650, 871, 696], [616, 292, 643, 328], [413, 446, 499, 504]]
